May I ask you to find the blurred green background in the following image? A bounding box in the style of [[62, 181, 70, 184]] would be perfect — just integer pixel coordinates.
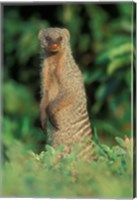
[[3, 2, 135, 149], [2, 2, 135, 198]]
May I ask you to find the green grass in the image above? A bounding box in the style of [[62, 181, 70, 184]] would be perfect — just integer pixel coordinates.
[[2, 136, 133, 198]]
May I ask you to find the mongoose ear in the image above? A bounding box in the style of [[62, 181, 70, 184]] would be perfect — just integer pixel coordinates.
[[38, 29, 45, 40], [63, 28, 70, 39]]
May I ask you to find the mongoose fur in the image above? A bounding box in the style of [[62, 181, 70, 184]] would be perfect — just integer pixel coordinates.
[[38, 27, 93, 160]]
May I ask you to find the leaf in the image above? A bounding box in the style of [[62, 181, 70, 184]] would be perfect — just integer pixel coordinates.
[[118, 3, 132, 18], [96, 85, 107, 101], [101, 144, 111, 153], [45, 145, 56, 155], [112, 146, 126, 157], [108, 43, 133, 59], [115, 137, 126, 148], [56, 145, 65, 152], [107, 56, 131, 75], [93, 127, 99, 144]]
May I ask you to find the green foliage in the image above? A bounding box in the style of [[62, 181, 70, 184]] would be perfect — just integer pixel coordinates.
[[3, 80, 45, 150], [2, 137, 133, 198], [3, 80, 36, 116], [3, 3, 134, 140]]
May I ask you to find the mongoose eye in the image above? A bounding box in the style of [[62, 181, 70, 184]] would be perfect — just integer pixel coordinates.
[[45, 36, 51, 41], [58, 36, 63, 41]]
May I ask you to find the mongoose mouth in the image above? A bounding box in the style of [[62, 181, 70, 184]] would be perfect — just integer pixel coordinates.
[[49, 43, 60, 52]]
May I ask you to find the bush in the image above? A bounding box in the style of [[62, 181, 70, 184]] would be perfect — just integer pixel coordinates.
[[2, 136, 133, 198]]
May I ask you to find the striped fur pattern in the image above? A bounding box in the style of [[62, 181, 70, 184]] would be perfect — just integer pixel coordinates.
[[38, 27, 93, 160]]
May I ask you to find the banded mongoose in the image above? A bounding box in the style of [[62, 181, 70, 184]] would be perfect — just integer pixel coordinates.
[[38, 27, 93, 160]]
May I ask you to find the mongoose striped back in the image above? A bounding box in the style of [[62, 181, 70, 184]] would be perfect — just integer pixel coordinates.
[[38, 27, 93, 160]]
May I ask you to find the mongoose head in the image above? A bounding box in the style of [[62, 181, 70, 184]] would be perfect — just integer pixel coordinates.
[[38, 27, 70, 53]]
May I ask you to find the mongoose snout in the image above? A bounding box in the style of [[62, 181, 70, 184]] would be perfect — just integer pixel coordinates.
[[38, 28, 69, 53]]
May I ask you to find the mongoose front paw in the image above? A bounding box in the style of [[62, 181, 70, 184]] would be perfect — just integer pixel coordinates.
[[41, 111, 47, 130], [41, 120, 47, 130]]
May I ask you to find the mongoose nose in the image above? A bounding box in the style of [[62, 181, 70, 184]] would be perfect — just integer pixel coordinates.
[[50, 43, 58, 49]]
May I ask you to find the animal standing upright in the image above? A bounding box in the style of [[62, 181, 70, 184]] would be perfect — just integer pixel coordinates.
[[38, 27, 93, 160]]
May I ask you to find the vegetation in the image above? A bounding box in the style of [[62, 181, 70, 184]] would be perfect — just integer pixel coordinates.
[[2, 136, 133, 198], [2, 2, 135, 198]]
